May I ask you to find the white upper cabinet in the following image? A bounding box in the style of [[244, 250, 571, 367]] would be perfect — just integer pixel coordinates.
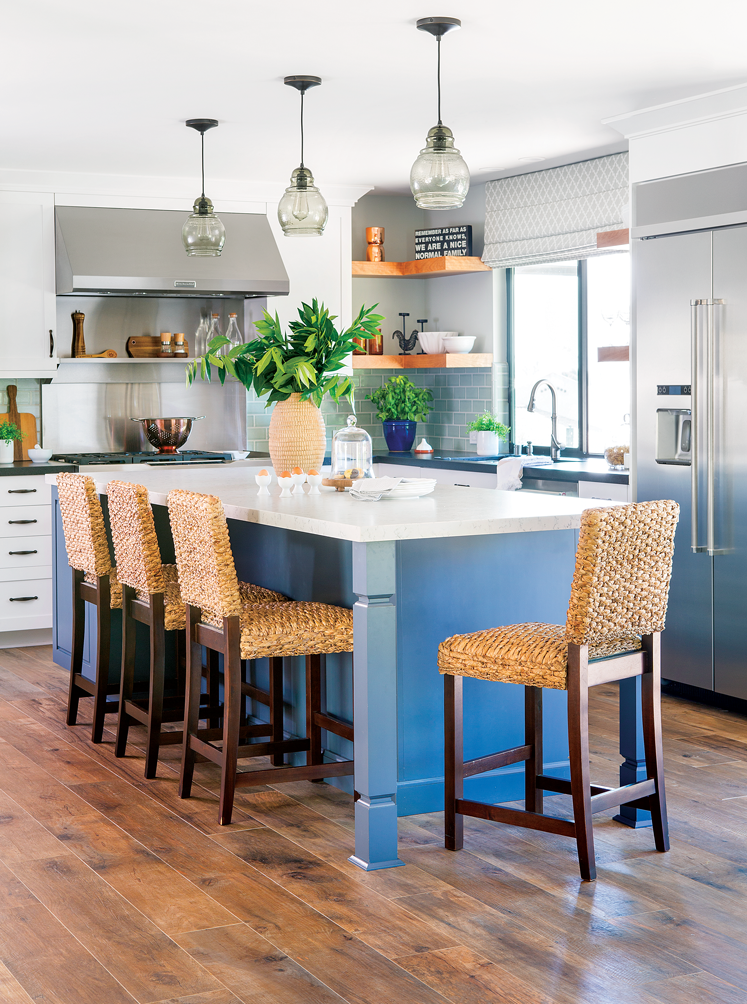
[[0, 191, 57, 375]]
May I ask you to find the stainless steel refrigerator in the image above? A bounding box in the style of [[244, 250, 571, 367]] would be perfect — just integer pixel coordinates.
[[634, 161, 747, 700]]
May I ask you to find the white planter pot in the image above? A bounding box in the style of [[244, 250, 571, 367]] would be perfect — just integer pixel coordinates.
[[476, 431, 499, 456], [0, 440, 14, 464]]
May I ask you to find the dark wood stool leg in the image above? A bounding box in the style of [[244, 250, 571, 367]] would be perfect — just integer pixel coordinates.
[[91, 575, 111, 744], [115, 585, 137, 758], [179, 606, 202, 800], [568, 643, 595, 881], [306, 654, 323, 773], [207, 648, 220, 729], [641, 633, 669, 852], [219, 616, 242, 825], [144, 594, 166, 779], [525, 686, 544, 813], [444, 673, 464, 851], [67, 568, 86, 726], [270, 656, 285, 766]]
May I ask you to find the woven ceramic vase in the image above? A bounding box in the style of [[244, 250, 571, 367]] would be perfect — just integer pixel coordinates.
[[268, 393, 326, 474]]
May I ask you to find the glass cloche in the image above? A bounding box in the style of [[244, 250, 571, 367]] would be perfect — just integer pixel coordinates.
[[331, 416, 373, 480]]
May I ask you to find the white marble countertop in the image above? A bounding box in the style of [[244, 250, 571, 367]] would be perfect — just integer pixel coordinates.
[[46, 467, 610, 543]]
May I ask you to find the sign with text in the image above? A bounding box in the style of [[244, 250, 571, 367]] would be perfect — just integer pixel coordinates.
[[414, 225, 472, 259]]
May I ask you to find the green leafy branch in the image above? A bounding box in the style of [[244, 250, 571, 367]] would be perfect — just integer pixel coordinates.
[[367, 376, 433, 422], [186, 299, 384, 409]]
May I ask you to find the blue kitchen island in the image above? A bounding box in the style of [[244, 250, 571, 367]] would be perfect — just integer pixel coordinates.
[[49, 467, 613, 871]]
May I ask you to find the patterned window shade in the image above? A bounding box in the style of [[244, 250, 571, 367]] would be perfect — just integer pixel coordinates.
[[483, 153, 628, 268]]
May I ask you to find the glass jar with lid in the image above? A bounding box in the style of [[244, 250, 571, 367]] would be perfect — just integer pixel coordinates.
[[331, 416, 373, 480]]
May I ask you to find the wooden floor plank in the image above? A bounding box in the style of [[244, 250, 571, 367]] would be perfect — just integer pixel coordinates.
[[151, 993, 242, 1004], [0, 961, 38, 1004], [640, 971, 747, 1004], [216, 826, 461, 959], [9, 853, 221, 1003], [0, 859, 138, 1004], [0, 785, 77, 863], [176, 922, 349, 1004]]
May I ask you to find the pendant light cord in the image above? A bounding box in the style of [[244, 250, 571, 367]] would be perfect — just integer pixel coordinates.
[[300, 90, 305, 168], [437, 35, 442, 125], [200, 131, 206, 199]]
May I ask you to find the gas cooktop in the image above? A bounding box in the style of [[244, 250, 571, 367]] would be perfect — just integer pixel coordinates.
[[51, 450, 233, 466]]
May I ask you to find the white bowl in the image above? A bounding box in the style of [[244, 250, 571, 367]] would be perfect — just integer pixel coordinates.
[[28, 447, 53, 462], [443, 336, 476, 354], [418, 331, 457, 354]]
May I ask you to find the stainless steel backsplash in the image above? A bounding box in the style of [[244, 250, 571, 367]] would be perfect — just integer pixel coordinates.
[[42, 361, 247, 452]]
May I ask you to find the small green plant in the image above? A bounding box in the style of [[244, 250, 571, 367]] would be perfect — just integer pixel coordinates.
[[0, 422, 23, 443], [186, 299, 384, 409], [467, 412, 510, 439], [367, 376, 433, 422]]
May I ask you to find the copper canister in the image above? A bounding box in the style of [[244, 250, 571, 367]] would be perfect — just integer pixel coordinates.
[[368, 328, 383, 355], [352, 336, 367, 355], [366, 226, 385, 262]]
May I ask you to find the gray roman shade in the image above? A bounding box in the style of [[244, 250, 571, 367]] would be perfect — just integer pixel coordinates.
[[483, 152, 629, 268]]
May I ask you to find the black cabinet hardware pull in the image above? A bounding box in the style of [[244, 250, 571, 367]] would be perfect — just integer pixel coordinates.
[[8, 550, 37, 555], [49, 329, 54, 358], [7, 488, 37, 493], [9, 596, 38, 602], [8, 519, 37, 524]]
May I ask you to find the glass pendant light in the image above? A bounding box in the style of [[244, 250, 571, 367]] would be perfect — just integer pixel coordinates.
[[182, 118, 226, 256], [410, 17, 470, 210], [278, 76, 329, 237]]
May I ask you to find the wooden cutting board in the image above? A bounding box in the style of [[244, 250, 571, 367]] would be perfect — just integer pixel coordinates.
[[0, 412, 38, 461], [127, 336, 190, 358]]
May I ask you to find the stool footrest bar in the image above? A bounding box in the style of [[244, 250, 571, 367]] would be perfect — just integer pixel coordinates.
[[537, 775, 611, 797], [464, 744, 532, 778], [314, 711, 354, 742], [456, 798, 576, 837], [235, 759, 354, 788], [589, 778, 656, 814]]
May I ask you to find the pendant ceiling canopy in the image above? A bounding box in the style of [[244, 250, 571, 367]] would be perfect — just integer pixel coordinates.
[[278, 75, 329, 237], [182, 118, 226, 257], [410, 16, 470, 210]]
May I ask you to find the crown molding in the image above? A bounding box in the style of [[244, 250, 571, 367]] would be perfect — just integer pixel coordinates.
[[604, 82, 747, 139]]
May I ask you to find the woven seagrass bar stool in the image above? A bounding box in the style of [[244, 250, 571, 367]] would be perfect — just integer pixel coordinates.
[[439, 499, 680, 881], [107, 479, 264, 777], [166, 488, 355, 825], [57, 472, 123, 743]]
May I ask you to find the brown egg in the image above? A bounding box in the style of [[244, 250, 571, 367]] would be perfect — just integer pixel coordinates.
[[292, 466, 302, 475], [307, 469, 318, 476], [280, 471, 291, 479], [258, 469, 268, 476]]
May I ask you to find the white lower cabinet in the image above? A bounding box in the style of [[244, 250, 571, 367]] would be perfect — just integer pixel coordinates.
[[577, 480, 630, 502], [0, 476, 53, 640]]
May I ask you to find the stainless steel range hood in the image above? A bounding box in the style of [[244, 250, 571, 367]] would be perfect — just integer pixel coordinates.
[[55, 206, 289, 298]]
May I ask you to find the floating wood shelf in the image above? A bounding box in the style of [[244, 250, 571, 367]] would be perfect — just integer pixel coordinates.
[[597, 228, 629, 249], [352, 256, 490, 278], [352, 353, 493, 369]]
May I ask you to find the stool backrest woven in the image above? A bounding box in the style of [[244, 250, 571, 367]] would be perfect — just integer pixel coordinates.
[[107, 480, 164, 594], [56, 472, 113, 577], [166, 489, 240, 621], [565, 500, 680, 655]]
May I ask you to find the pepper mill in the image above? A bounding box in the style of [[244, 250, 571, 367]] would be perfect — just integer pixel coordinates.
[[366, 227, 385, 262], [71, 311, 86, 358]]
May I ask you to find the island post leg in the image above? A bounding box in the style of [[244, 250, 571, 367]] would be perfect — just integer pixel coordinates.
[[349, 540, 404, 871]]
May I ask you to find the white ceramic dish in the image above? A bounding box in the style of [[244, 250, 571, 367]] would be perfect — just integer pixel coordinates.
[[418, 331, 457, 354], [28, 447, 53, 462], [442, 335, 476, 354]]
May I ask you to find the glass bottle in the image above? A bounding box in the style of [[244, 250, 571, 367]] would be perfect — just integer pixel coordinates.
[[208, 313, 223, 355], [194, 315, 208, 356], [225, 313, 242, 349], [331, 416, 373, 480]]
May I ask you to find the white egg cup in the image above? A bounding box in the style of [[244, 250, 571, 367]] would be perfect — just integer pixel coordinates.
[[306, 472, 323, 495], [255, 472, 272, 496], [277, 476, 293, 498], [291, 471, 307, 495]]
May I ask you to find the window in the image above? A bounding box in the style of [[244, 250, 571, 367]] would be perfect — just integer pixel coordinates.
[[509, 253, 630, 456]]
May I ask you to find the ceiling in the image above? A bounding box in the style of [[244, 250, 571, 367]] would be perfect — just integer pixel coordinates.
[[4, 0, 747, 195]]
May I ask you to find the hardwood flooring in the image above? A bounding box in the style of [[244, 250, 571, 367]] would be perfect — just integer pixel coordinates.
[[0, 647, 745, 1003]]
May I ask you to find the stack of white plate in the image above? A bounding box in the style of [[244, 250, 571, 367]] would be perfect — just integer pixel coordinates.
[[350, 477, 436, 500]]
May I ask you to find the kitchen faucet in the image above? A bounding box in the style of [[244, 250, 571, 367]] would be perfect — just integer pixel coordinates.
[[527, 379, 562, 460]]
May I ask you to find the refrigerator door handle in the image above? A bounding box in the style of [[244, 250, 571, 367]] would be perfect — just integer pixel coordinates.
[[707, 298, 726, 556], [691, 299, 708, 553]]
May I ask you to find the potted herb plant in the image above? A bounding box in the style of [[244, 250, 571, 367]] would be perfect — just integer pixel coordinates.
[[0, 422, 23, 464], [187, 299, 383, 473], [367, 376, 433, 453], [468, 412, 510, 456]]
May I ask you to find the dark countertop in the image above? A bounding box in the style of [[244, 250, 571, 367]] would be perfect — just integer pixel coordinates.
[[0, 460, 77, 476], [373, 451, 629, 485]]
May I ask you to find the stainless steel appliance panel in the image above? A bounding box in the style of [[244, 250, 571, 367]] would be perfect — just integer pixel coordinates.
[[712, 226, 747, 699], [634, 230, 714, 689]]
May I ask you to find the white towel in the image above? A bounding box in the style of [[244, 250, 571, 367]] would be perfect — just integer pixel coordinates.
[[495, 457, 524, 491]]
